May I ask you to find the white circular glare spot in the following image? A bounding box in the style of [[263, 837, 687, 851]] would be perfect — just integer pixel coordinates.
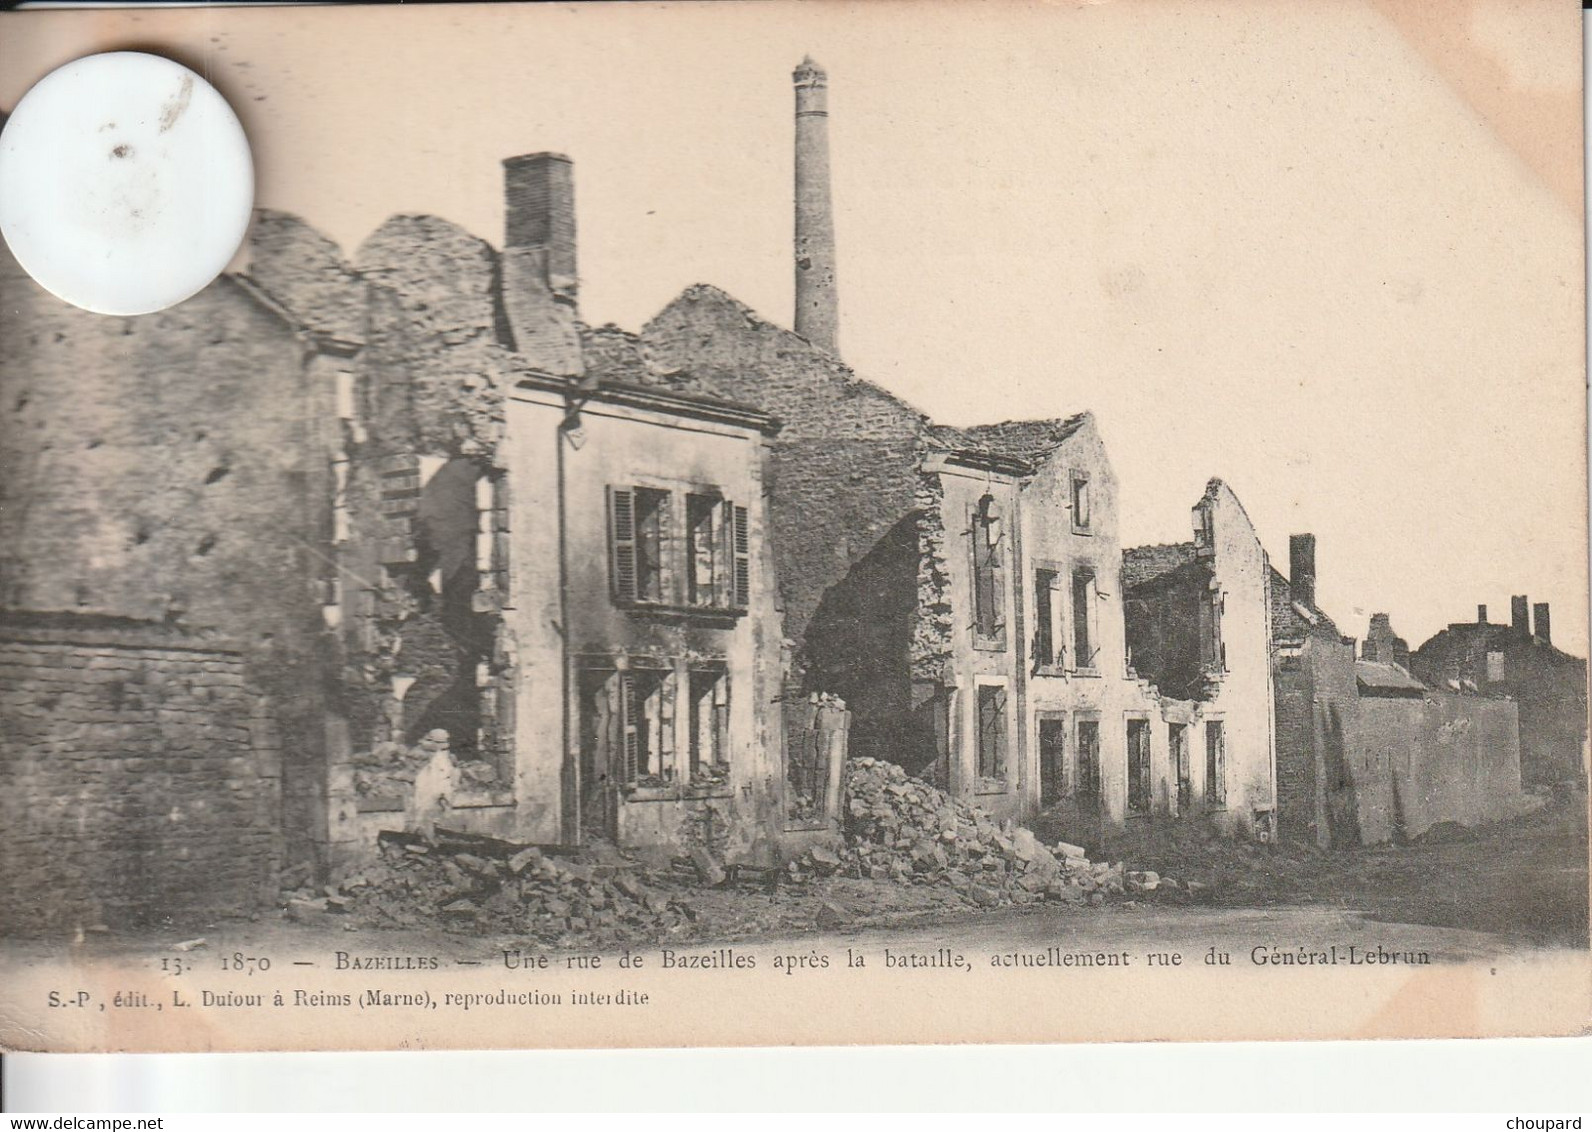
[[0, 52, 254, 316]]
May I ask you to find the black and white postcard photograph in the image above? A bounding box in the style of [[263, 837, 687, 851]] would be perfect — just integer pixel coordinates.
[[0, 0, 1586, 1054]]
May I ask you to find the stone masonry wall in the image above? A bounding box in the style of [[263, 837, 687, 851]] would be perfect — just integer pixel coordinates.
[[0, 235, 335, 874], [0, 618, 282, 933], [641, 285, 929, 649]]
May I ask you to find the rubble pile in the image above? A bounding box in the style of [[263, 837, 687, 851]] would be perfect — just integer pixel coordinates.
[[795, 757, 1183, 907], [284, 833, 697, 946]]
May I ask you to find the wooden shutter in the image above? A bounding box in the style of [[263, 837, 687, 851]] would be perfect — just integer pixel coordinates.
[[619, 672, 640, 784], [731, 504, 751, 609], [609, 487, 638, 602]]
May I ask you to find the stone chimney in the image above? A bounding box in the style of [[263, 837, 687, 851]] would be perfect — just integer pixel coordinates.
[[1289, 534, 1316, 609], [1477, 604, 1488, 624], [501, 153, 583, 377], [1511, 594, 1530, 635], [1363, 613, 1410, 669], [1533, 601, 1551, 645], [793, 57, 839, 356]]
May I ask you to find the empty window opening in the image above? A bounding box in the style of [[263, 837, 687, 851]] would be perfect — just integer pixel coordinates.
[[971, 495, 1005, 644], [1486, 651, 1505, 683], [689, 668, 730, 783], [1127, 718, 1152, 815], [1200, 586, 1225, 672], [1039, 716, 1066, 807], [1076, 720, 1101, 802], [1170, 723, 1190, 813], [976, 683, 1008, 786], [1071, 567, 1098, 669], [1205, 720, 1227, 805], [1071, 471, 1092, 532], [687, 493, 722, 607], [1034, 569, 1058, 667]]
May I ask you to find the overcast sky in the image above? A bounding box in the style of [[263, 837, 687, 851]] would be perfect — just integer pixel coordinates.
[[2, 0, 1585, 655]]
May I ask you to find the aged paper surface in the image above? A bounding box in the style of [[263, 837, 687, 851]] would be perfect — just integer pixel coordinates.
[[0, 0, 1587, 1053]]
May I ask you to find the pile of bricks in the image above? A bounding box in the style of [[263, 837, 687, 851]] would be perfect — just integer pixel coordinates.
[[285, 832, 697, 946], [795, 757, 1182, 907]]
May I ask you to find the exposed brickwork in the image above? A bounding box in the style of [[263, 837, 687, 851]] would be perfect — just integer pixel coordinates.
[[0, 236, 335, 875], [0, 620, 281, 932]]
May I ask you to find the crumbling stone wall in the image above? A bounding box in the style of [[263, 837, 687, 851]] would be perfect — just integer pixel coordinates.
[[0, 237, 334, 874], [0, 616, 281, 932], [642, 285, 929, 648], [333, 217, 523, 785]]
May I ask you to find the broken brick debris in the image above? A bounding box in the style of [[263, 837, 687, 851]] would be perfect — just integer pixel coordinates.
[[787, 758, 1186, 908]]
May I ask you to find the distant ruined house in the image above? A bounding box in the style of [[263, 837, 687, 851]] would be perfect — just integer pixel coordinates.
[[1268, 537, 1528, 848], [1410, 598, 1588, 789]]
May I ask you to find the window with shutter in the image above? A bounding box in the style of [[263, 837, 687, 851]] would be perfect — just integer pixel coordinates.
[[610, 486, 670, 604], [609, 487, 637, 602], [731, 504, 750, 609], [619, 672, 640, 784], [1205, 720, 1226, 805]]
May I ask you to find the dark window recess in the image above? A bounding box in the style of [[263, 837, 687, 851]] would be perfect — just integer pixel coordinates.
[[686, 493, 721, 607], [977, 684, 1008, 782], [1071, 472, 1092, 531], [1076, 720, 1101, 800], [619, 667, 673, 786], [1127, 719, 1152, 815], [1033, 569, 1057, 666], [1171, 723, 1191, 813], [1200, 588, 1224, 671], [1071, 567, 1096, 668], [1039, 717, 1066, 806], [688, 668, 730, 781], [972, 495, 1005, 644], [1205, 720, 1226, 804], [577, 668, 618, 841]]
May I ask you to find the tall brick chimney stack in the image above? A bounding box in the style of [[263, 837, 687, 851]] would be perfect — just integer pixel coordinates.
[[793, 57, 839, 356], [1533, 602, 1551, 645], [1511, 594, 1530, 635], [1289, 534, 1317, 609], [501, 152, 582, 377]]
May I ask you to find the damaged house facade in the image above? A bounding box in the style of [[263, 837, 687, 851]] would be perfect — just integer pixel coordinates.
[[1409, 598, 1588, 789], [1120, 480, 1280, 840], [0, 140, 811, 931], [277, 154, 801, 870], [616, 60, 1277, 845]]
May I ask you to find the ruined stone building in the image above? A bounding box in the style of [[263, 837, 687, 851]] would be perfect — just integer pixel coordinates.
[[1121, 480, 1280, 840], [0, 142, 812, 929], [1268, 537, 1525, 847], [602, 60, 1279, 845], [1410, 599, 1588, 789]]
